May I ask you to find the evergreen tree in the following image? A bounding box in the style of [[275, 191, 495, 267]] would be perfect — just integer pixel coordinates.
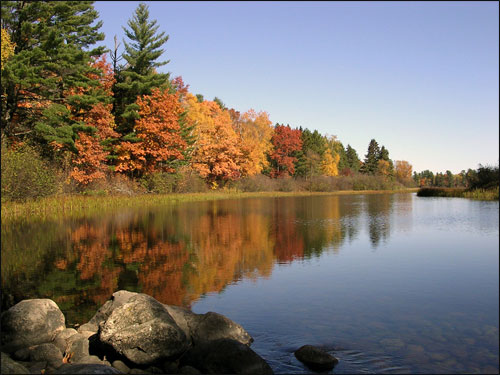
[[378, 145, 394, 176], [113, 2, 170, 135], [361, 139, 380, 175], [1, 1, 105, 150], [345, 144, 361, 172], [294, 128, 326, 177]]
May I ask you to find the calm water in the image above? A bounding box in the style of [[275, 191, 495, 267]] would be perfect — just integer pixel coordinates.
[[1, 193, 498, 374]]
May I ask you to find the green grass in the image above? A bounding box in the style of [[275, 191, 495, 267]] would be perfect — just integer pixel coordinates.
[[2, 189, 418, 223], [417, 187, 498, 201]]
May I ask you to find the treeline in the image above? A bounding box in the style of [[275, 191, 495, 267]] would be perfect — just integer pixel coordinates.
[[1, 1, 414, 201], [413, 165, 499, 190]]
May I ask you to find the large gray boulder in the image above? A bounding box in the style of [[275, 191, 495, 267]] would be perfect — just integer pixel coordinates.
[[84, 290, 139, 333], [294, 345, 338, 371], [99, 294, 188, 365], [191, 312, 253, 346], [1, 352, 30, 374], [179, 338, 273, 374], [1, 299, 66, 352], [163, 305, 199, 343]]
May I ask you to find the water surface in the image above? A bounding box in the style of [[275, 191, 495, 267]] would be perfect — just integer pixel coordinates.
[[2, 193, 498, 373]]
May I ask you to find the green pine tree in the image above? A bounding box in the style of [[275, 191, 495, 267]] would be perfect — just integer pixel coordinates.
[[378, 145, 394, 176], [113, 2, 171, 136], [345, 144, 361, 172], [1, 1, 105, 153], [361, 139, 380, 175]]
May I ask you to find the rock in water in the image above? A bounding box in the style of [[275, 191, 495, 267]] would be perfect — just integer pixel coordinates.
[[191, 312, 253, 346], [294, 345, 338, 371], [99, 293, 188, 365], [1, 299, 65, 352], [180, 338, 273, 374]]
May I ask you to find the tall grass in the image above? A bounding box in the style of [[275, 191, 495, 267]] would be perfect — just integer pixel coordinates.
[[417, 187, 498, 201], [2, 189, 418, 223]]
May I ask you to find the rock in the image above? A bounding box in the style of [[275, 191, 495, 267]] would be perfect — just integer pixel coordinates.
[[13, 347, 30, 361], [191, 312, 253, 346], [67, 336, 90, 363], [89, 291, 138, 328], [55, 328, 79, 341], [179, 365, 201, 374], [163, 305, 199, 343], [27, 361, 47, 374], [1, 299, 66, 353], [112, 360, 130, 374], [53, 337, 68, 354], [294, 345, 338, 371], [76, 355, 106, 365], [1, 352, 30, 374], [26, 343, 64, 369], [78, 323, 99, 334], [163, 360, 179, 374], [99, 294, 188, 365], [180, 338, 273, 374], [129, 369, 149, 374], [54, 363, 122, 374], [146, 366, 164, 373]]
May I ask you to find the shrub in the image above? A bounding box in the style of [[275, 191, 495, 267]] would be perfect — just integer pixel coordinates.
[[140, 172, 181, 194], [233, 174, 278, 192], [1, 143, 58, 201]]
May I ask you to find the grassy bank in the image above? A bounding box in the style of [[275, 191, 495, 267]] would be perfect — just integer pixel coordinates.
[[2, 189, 418, 223], [417, 187, 499, 201]]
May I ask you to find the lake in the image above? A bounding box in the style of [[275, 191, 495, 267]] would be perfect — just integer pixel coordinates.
[[1, 192, 498, 374]]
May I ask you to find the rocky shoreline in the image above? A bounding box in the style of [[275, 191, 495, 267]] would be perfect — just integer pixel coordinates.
[[1, 291, 338, 374]]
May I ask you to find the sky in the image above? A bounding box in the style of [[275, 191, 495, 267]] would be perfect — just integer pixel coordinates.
[[93, 1, 499, 174]]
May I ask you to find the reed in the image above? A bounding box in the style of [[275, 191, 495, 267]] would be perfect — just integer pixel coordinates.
[[2, 189, 418, 223], [417, 187, 498, 201]]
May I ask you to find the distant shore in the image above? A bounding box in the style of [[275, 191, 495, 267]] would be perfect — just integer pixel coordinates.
[[2, 188, 418, 223]]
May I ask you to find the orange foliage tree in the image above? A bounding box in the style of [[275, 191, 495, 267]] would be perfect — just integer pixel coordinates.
[[229, 109, 273, 176], [395, 160, 413, 182], [116, 88, 188, 175], [184, 93, 242, 185], [269, 124, 303, 178], [70, 56, 119, 185]]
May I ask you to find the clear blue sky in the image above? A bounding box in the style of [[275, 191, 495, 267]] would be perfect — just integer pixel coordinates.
[[93, 1, 499, 174]]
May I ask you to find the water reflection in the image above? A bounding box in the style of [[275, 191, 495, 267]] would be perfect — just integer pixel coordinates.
[[2, 193, 412, 322]]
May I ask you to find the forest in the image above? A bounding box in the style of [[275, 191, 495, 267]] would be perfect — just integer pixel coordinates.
[[0, 2, 495, 202]]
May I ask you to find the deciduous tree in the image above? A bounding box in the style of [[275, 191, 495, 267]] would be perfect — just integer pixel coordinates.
[[269, 124, 302, 178]]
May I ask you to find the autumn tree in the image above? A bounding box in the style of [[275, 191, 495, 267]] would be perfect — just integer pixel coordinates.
[[321, 150, 340, 176], [70, 56, 120, 185], [269, 124, 302, 178], [1, 28, 15, 70], [113, 2, 170, 135], [1, 1, 105, 146], [378, 145, 394, 177], [184, 93, 241, 185], [395, 160, 413, 184], [115, 88, 188, 176], [230, 108, 273, 176]]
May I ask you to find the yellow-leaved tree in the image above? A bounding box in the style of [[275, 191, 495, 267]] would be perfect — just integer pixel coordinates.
[[184, 93, 242, 185], [1, 29, 15, 70], [229, 109, 273, 176], [321, 149, 340, 176]]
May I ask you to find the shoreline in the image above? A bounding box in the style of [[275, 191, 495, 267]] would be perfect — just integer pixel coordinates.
[[2, 188, 418, 223]]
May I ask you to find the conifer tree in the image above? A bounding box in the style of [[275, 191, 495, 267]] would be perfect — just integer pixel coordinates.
[[361, 139, 380, 175], [378, 145, 394, 176], [345, 144, 361, 172], [113, 2, 170, 135], [1, 1, 105, 150]]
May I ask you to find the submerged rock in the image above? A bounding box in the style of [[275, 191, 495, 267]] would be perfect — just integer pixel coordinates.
[[294, 345, 338, 371], [99, 293, 188, 365], [191, 312, 253, 346], [1, 299, 65, 352], [180, 338, 273, 374]]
